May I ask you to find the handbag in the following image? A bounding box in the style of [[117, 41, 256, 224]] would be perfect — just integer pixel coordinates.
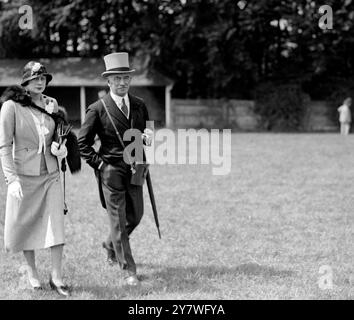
[[100, 99, 149, 186]]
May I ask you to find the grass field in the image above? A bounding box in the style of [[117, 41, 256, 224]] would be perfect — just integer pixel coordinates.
[[0, 133, 353, 300]]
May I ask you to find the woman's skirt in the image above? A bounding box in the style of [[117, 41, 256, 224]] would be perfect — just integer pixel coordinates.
[[4, 170, 65, 253]]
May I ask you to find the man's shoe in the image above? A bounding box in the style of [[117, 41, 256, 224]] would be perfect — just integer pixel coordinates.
[[102, 242, 118, 266], [125, 275, 140, 286]]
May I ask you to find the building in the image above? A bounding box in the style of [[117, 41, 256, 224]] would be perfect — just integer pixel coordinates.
[[0, 58, 174, 127]]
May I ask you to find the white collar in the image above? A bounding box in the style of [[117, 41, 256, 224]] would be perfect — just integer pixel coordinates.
[[110, 91, 129, 107]]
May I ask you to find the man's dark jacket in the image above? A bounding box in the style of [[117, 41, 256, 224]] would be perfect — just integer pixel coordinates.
[[78, 92, 149, 170]]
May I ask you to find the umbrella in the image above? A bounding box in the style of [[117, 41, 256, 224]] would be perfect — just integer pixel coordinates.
[[146, 171, 161, 239]]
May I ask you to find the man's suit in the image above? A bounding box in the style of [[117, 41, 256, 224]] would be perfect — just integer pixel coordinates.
[[78, 92, 149, 275]]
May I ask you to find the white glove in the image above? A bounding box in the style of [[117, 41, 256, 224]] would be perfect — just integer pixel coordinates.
[[142, 128, 153, 146], [51, 140, 68, 158], [8, 179, 23, 201]]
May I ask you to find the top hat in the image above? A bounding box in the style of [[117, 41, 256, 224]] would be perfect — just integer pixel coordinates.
[[21, 61, 53, 86], [101, 52, 135, 77]]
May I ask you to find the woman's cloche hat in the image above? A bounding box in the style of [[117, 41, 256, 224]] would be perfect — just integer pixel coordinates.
[[21, 61, 53, 86], [101, 52, 135, 77]]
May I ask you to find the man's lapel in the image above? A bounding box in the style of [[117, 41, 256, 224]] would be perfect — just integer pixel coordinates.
[[102, 93, 130, 129]]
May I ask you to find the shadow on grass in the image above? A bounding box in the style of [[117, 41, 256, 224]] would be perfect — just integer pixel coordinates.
[[141, 262, 296, 279], [134, 262, 296, 296], [73, 284, 125, 299], [234, 263, 296, 277], [73, 280, 159, 299], [70, 263, 296, 299]]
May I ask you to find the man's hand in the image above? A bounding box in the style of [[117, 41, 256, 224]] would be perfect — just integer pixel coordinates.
[[51, 139, 68, 158], [8, 179, 23, 201], [142, 128, 153, 146]]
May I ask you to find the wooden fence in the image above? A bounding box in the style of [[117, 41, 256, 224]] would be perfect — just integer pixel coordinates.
[[171, 99, 338, 131]]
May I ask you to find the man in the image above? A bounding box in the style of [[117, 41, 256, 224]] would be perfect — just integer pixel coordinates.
[[338, 97, 352, 135], [78, 52, 152, 286]]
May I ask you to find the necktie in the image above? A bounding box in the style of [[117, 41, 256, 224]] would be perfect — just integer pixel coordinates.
[[121, 98, 128, 118]]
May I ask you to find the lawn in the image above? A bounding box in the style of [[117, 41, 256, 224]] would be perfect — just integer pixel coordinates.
[[0, 133, 353, 300]]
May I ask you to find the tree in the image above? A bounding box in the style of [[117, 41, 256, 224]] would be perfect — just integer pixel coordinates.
[[1, 0, 354, 99]]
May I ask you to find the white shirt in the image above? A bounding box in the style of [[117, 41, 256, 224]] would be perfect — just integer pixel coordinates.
[[110, 91, 130, 118], [98, 91, 130, 170]]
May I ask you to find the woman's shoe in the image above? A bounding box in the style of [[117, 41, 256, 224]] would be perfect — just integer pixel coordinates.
[[28, 276, 43, 290], [49, 277, 71, 297]]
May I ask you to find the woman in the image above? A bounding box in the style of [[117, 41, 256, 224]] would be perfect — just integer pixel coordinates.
[[0, 61, 70, 296]]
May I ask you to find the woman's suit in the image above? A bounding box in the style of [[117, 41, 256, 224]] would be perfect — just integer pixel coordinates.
[[0, 97, 65, 253]]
